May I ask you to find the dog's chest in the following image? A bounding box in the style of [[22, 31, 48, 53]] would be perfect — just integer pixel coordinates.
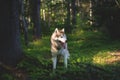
[[56, 42, 66, 51]]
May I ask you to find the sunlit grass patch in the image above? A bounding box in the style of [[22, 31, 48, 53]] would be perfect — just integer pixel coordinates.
[[22, 36, 51, 64], [68, 30, 120, 67], [92, 51, 113, 65]]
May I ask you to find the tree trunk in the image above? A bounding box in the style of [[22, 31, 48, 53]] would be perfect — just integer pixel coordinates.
[[19, 0, 28, 46], [71, 0, 76, 26], [30, 0, 42, 40], [19, 0, 29, 46], [0, 0, 23, 66], [65, 0, 72, 33], [89, 0, 93, 25]]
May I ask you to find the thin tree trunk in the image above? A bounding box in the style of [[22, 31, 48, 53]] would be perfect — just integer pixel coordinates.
[[89, 0, 93, 25], [30, 0, 42, 40], [71, 0, 76, 26], [65, 0, 71, 33], [19, 0, 29, 46]]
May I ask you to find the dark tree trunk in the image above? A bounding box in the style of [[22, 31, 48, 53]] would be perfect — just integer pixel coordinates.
[[19, 0, 29, 46], [71, 0, 76, 26], [30, 0, 42, 40], [65, 0, 72, 33], [0, 0, 23, 66]]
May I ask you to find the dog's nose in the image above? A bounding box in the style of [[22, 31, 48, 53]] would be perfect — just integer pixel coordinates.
[[58, 41, 62, 43], [65, 40, 67, 43]]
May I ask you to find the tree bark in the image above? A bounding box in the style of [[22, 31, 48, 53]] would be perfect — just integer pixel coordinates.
[[65, 0, 72, 33], [19, 0, 29, 46], [0, 0, 23, 66], [30, 0, 42, 40], [71, 0, 76, 26], [89, 0, 93, 25]]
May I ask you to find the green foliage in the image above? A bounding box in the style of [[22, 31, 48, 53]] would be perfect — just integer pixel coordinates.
[[93, 0, 120, 38], [0, 74, 14, 80], [2, 17, 120, 79], [2, 27, 120, 79], [15, 27, 120, 80], [2, 0, 120, 79]]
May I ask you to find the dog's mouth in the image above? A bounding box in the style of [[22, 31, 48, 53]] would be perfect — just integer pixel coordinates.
[[58, 40, 67, 43], [58, 40, 67, 49]]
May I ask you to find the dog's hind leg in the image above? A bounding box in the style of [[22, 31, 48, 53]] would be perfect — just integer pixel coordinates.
[[52, 56, 57, 70]]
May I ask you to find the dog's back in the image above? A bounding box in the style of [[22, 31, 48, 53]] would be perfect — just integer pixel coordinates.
[[51, 29, 60, 56]]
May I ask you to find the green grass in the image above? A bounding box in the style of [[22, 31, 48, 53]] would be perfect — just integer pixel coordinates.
[[17, 29, 120, 80], [2, 29, 120, 80]]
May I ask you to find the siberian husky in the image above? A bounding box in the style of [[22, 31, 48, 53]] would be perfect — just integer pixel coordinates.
[[51, 28, 70, 70]]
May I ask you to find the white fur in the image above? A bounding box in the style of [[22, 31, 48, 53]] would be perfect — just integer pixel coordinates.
[[51, 28, 70, 70]]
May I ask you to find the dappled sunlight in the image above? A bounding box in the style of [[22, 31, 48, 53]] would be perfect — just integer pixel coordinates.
[[73, 29, 84, 36], [69, 29, 120, 70], [19, 29, 120, 80], [92, 51, 111, 65], [92, 51, 120, 65], [1, 0, 120, 79], [22, 36, 51, 64], [27, 48, 32, 51], [19, 21, 120, 80], [32, 40, 45, 46]]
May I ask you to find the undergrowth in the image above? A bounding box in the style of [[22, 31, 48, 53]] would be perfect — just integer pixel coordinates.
[[1, 29, 120, 80]]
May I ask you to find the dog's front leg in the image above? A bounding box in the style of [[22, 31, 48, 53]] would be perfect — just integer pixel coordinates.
[[64, 54, 68, 68], [52, 56, 57, 70]]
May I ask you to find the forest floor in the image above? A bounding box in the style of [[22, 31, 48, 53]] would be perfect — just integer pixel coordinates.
[[1, 29, 120, 80]]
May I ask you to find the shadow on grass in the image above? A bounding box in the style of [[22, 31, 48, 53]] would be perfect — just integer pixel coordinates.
[[4, 30, 120, 80]]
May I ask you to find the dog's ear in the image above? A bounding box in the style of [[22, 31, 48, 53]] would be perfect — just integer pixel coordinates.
[[61, 28, 64, 32], [55, 28, 58, 33]]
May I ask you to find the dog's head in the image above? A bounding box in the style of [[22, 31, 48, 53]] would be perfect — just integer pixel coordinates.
[[54, 28, 67, 48], [54, 28, 67, 43]]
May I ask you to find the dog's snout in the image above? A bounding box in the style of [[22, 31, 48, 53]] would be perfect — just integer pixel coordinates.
[[58, 40, 67, 43], [65, 40, 67, 43], [58, 41, 62, 43]]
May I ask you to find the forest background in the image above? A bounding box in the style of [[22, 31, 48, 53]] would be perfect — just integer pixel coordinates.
[[0, 0, 120, 80]]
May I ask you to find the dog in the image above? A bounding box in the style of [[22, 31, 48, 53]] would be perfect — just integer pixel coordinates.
[[51, 28, 70, 70]]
